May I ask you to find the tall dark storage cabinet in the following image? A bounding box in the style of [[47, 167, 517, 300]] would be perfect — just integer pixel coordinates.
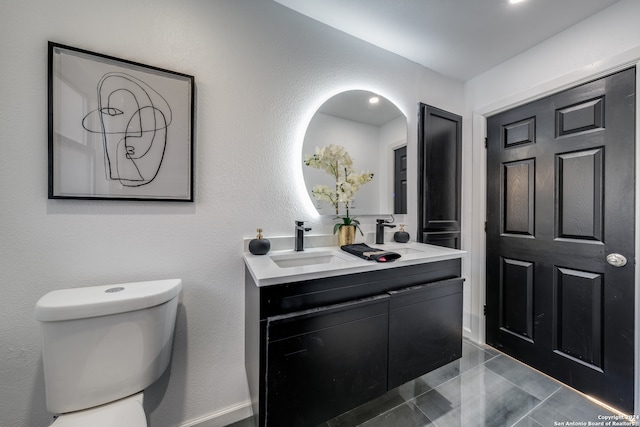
[[418, 104, 462, 249]]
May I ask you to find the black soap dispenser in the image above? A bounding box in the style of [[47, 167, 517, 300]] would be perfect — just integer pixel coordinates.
[[249, 228, 271, 255], [393, 224, 410, 243]]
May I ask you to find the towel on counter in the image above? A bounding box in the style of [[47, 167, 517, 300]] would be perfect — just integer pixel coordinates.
[[341, 243, 401, 263]]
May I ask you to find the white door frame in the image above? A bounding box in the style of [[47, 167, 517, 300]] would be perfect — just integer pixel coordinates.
[[468, 46, 640, 414]]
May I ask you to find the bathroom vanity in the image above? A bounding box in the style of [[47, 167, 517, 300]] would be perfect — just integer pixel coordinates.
[[244, 242, 465, 427]]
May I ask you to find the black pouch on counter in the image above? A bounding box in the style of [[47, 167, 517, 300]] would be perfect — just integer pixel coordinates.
[[341, 243, 401, 263]]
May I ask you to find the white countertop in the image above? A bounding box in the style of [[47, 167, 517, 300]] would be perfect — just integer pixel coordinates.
[[243, 239, 466, 287]]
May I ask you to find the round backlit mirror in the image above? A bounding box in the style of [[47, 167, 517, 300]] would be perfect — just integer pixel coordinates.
[[302, 90, 407, 216]]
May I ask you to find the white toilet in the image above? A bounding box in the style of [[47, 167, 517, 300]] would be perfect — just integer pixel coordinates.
[[34, 279, 182, 426]]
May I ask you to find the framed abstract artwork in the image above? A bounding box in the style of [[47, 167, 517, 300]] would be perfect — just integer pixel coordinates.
[[48, 42, 194, 201]]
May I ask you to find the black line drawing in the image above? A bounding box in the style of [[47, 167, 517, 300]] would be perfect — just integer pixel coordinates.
[[82, 72, 172, 187], [49, 42, 194, 201]]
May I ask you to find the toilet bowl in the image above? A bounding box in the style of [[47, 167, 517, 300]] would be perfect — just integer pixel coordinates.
[[49, 393, 146, 427], [35, 279, 182, 426]]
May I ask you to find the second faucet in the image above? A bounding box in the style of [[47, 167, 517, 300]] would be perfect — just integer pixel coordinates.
[[375, 219, 396, 244]]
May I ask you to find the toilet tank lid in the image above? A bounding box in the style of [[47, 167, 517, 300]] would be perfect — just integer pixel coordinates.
[[35, 279, 182, 322]]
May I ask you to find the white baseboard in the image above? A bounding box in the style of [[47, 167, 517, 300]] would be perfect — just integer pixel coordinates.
[[178, 401, 253, 427]]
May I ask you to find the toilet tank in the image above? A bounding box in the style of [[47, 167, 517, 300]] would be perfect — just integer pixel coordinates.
[[35, 279, 182, 414]]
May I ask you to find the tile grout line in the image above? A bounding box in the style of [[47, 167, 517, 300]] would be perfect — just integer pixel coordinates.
[[464, 342, 558, 427], [357, 347, 494, 427], [508, 387, 563, 427], [410, 348, 501, 427], [483, 353, 562, 402], [490, 348, 627, 417], [476, 344, 627, 425]]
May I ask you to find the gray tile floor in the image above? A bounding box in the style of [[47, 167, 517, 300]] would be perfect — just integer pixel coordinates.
[[230, 340, 626, 427]]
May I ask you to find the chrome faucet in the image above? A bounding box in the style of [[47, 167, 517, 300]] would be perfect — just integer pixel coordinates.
[[375, 219, 396, 244], [295, 220, 312, 251]]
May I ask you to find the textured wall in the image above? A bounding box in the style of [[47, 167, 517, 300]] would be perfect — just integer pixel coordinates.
[[0, 1, 463, 426]]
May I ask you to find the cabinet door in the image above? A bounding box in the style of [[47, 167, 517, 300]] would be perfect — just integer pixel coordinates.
[[388, 278, 463, 389], [265, 294, 389, 427]]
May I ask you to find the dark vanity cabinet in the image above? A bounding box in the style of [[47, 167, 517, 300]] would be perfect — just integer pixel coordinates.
[[245, 259, 462, 427]]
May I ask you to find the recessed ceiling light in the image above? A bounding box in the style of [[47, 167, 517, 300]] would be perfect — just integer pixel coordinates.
[[509, 0, 526, 4], [369, 96, 380, 104]]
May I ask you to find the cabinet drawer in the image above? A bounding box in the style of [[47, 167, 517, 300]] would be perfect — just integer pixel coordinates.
[[388, 277, 463, 309], [267, 294, 389, 342], [261, 259, 461, 318]]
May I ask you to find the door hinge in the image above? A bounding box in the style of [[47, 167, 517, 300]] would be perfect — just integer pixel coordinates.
[[483, 305, 487, 315], [484, 221, 487, 232], [484, 137, 488, 148]]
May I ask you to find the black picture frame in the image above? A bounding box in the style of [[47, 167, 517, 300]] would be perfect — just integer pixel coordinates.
[[48, 42, 195, 201]]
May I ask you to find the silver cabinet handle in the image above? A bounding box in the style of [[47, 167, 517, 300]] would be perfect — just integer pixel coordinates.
[[606, 253, 627, 267]]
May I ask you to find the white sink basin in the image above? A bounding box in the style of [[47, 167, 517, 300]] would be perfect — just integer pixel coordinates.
[[270, 250, 353, 269], [379, 243, 453, 258], [384, 245, 431, 255]]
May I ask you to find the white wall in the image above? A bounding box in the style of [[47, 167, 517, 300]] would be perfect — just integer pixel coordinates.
[[462, 0, 640, 369], [0, 1, 464, 426]]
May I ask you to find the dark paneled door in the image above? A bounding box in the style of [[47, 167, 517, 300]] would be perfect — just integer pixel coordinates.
[[486, 68, 636, 413], [418, 104, 462, 248], [394, 145, 407, 214]]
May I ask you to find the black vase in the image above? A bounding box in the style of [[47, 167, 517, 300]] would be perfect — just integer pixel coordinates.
[[249, 228, 271, 255]]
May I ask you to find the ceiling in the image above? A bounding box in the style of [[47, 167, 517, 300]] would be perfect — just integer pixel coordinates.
[[318, 90, 403, 126], [273, 0, 621, 81]]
